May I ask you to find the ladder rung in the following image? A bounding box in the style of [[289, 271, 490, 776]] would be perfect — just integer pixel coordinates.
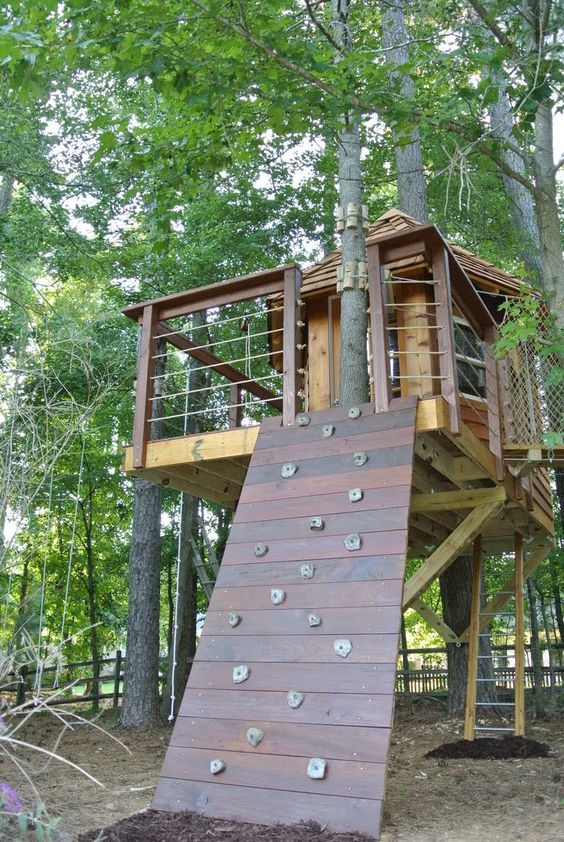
[[476, 678, 497, 682], [480, 612, 514, 617], [475, 702, 515, 707], [484, 591, 514, 596], [474, 726, 514, 732]]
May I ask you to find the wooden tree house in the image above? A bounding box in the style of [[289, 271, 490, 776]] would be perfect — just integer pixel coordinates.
[[122, 210, 559, 839]]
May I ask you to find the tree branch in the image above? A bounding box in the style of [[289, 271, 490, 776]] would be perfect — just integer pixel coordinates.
[[304, 0, 342, 52]]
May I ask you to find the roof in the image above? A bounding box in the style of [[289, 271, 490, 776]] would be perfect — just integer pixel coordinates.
[[301, 208, 523, 297]]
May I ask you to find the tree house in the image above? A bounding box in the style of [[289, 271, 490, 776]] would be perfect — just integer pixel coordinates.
[[122, 210, 559, 838]]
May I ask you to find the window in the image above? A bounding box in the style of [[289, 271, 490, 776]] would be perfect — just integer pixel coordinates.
[[454, 319, 486, 399]]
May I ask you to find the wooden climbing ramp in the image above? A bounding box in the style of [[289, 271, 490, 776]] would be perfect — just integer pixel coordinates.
[[153, 398, 419, 839]]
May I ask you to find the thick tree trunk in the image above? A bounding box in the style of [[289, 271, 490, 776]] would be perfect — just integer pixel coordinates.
[[549, 556, 564, 646], [0, 174, 14, 212], [537, 587, 557, 711], [381, 0, 428, 223], [526, 577, 545, 718]]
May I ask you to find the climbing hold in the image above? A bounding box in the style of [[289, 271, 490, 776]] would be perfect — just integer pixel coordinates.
[[348, 407, 361, 419], [228, 613, 241, 628], [344, 533, 361, 551], [232, 665, 250, 684], [210, 759, 226, 775], [353, 451, 368, 466], [321, 424, 335, 438], [246, 728, 264, 747], [307, 758, 327, 779], [348, 487, 363, 503], [309, 516, 324, 531], [254, 543, 268, 557], [296, 414, 310, 427], [334, 638, 352, 658], [271, 588, 286, 605], [300, 563, 315, 580], [281, 463, 297, 478], [287, 690, 305, 708], [308, 614, 321, 627]]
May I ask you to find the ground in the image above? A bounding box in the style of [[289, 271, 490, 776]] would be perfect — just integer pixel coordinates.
[[2, 699, 562, 841]]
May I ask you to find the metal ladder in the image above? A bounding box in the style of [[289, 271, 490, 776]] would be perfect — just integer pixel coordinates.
[[189, 515, 220, 601], [464, 535, 526, 740]]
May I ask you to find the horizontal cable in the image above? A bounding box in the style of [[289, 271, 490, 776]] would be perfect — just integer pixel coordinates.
[[150, 396, 279, 423], [153, 305, 283, 340], [386, 325, 445, 330], [150, 373, 283, 401], [388, 276, 439, 285], [385, 302, 440, 307], [388, 350, 446, 356], [152, 327, 283, 359], [151, 350, 276, 381]]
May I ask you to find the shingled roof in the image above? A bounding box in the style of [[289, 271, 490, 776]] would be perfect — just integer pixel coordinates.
[[301, 208, 523, 297]]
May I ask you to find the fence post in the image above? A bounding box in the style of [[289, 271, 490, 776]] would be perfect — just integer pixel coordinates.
[[15, 664, 27, 707], [113, 650, 122, 711]]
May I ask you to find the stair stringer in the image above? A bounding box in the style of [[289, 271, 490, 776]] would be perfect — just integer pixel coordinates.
[[153, 398, 419, 840]]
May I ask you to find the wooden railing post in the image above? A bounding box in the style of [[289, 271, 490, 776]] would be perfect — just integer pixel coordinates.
[[282, 266, 302, 425], [432, 244, 460, 434], [484, 325, 504, 480], [229, 384, 243, 429], [132, 304, 159, 468], [367, 243, 391, 412]]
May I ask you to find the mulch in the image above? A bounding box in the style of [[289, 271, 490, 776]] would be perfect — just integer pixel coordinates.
[[77, 812, 374, 842], [425, 735, 551, 760]]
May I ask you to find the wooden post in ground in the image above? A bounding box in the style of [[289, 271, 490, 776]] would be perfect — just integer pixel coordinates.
[[464, 536, 482, 740], [113, 649, 123, 711], [514, 532, 525, 736]]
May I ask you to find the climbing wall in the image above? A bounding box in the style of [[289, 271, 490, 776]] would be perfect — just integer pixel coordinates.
[[153, 398, 418, 839]]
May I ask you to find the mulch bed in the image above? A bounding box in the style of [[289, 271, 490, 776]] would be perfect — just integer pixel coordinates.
[[78, 812, 374, 842], [425, 735, 551, 760]]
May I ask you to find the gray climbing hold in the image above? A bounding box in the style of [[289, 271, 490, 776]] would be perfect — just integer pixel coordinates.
[[232, 665, 250, 684], [271, 588, 286, 605], [287, 690, 305, 708], [344, 532, 361, 551], [209, 759, 226, 775], [321, 424, 335, 438], [308, 614, 321, 627], [281, 462, 297, 478], [228, 613, 241, 628], [307, 758, 327, 779], [353, 451, 368, 466], [254, 543, 268, 558], [296, 414, 310, 427], [309, 516, 324, 531], [348, 487, 363, 503], [300, 563, 315, 580], [348, 407, 361, 419], [334, 638, 352, 658], [246, 727, 264, 747]]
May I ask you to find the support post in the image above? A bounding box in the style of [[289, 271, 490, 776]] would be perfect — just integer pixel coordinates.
[[464, 537, 482, 740], [229, 384, 242, 429], [282, 266, 302, 425], [484, 325, 504, 480], [514, 532, 525, 736], [113, 649, 122, 711], [367, 243, 391, 412], [132, 304, 159, 468], [432, 245, 460, 434]]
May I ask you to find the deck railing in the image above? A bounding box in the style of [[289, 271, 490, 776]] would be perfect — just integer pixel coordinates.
[[123, 265, 303, 468]]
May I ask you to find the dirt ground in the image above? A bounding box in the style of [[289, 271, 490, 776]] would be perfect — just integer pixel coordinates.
[[3, 698, 562, 841]]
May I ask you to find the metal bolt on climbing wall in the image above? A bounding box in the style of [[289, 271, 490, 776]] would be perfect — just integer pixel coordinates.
[[353, 451, 368, 466], [307, 758, 327, 779], [209, 759, 226, 775], [309, 516, 324, 531], [348, 407, 361, 419], [246, 728, 264, 747], [344, 533, 361, 551], [321, 424, 335, 438], [228, 613, 241, 628], [287, 690, 305, 708], [232, 665, 250, 684], [254, 543, 268, 557], [300, 563, 315, 580], [334, 639, 352, 658], [281, 462, 298, 478], [348, 487, 363, 503], [296, 413, 310, 427], [308, 614, 321, 627], [271, 588, 286, 605]]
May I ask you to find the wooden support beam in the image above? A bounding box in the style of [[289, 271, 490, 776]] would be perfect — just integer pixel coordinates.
[[514, 531, 525, 737], [410, 487, 505, 513], [402, 501, 503, 610], [123, 427, 259, 472], [484, 326, 504, 481], [443, 422, 498, 482], [409, 598, 459, 645], [432, 244, 460, 434], [414, 435, 459, 486], [464, 537, 482, 740]]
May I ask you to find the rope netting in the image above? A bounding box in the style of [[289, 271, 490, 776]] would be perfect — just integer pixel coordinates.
[[502, 341, 562, 447]]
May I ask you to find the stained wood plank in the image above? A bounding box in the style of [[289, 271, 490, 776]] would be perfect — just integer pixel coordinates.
[[201, 605, 402, 637], [210, 579, 404, 610], [217, 555, 407, 587], [194, 633, 400, 664]]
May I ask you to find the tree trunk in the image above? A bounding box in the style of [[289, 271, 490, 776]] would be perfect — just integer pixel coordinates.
[[381, 0, 428, 223], [526, 577, 545, 718], [80, 476, 100, 711], [549, 556, 564, 646], [537, 586, 557, 711], [332, 0, 370, 407], [0, 174, 14, 212]]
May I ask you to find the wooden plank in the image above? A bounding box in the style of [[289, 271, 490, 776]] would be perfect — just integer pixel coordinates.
[[153, 779, 383, 837], [122, 427, 259, 472], [367, 243, 391, 412], [217, 555, 407, 588], [179, 688, 395, 728], [229, 507, 410, 543], [170, 717, 389, 763], [132, 304, 159, 468], [463, 537, 482, 740], [307, 295, 331, 411], [283, 266, 301, 425], [484, 325, 504, 480], [443, 421, 498, 481], [417, 396, 450, 431], [410, 487, 506, 513], [402, 502, 503, 609], [514, 532, 525, 736], [188, 661, 397, 694], [210, 579, 404, 611], [395, 281, 436, 399], [409, 598, 459, 645], [432, 244, 460, 434], [201, 605, 402, 637]]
